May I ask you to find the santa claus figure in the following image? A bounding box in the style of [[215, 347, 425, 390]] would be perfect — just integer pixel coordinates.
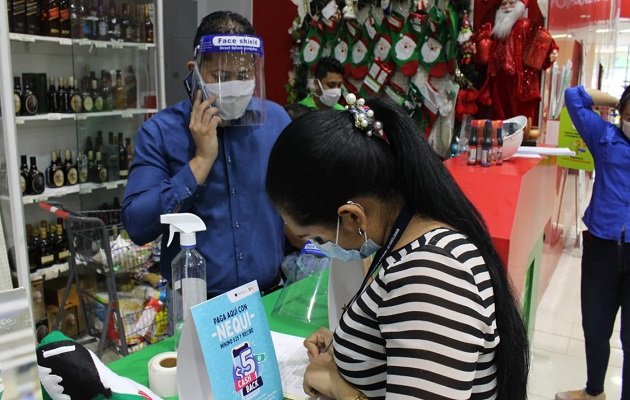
[[478, 0, 557, 120]]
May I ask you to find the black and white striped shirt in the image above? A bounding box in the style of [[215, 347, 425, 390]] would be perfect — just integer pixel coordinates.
[[333, 228, 499, 400]]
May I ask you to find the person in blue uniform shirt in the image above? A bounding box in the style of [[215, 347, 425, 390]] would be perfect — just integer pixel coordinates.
[[122, 11, 291, 297], [556, 86, 630, 400]]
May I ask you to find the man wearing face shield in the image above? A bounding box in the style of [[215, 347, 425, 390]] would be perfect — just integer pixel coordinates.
[[122, 11, 291, 298], [298, 57, 345, 111]]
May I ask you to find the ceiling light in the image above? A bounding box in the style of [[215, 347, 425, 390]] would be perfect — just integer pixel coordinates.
[[595, 28, 610, 33], [552, 34, 572, 38]]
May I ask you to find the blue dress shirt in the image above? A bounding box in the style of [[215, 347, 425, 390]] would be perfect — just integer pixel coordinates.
[[122, 99, 291, 295], [565, 86, 630, 242]]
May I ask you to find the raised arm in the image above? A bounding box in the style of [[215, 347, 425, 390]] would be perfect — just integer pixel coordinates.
[[564, 86, 614, 149]]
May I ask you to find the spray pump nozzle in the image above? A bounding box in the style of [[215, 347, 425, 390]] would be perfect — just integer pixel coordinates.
[[160, 213, 206, 247]]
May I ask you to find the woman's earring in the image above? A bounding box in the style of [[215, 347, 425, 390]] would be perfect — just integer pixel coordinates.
[[358, 228, 365, 236]]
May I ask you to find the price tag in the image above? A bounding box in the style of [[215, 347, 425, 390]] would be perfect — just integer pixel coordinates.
[[76, 114, 87, 120], [111, 41, 124, 49], [48, 113, 62, 121], [95, 42, 107, 48], [77, 38, 91, 46], [138, 43, 149, 51], [16, 118, 25, 125], [121, 111, 133, 119], [59, 38, 73, 46], [17, 34, 37, 43]]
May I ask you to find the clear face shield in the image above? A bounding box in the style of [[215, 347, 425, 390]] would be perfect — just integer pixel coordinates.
[[194, 34, 266, 126]]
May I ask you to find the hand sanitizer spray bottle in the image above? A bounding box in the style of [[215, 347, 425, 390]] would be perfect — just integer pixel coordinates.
[[160, 213, 207, 350]]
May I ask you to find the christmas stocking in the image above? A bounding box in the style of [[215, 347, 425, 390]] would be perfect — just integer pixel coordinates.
[[37, 331, 162, 400], [350, 15, 379, 79], [372, 10, 404, 66], [418, 6, 448, 78], [300, 24, 325, 66], [391, 17, 423, 77]]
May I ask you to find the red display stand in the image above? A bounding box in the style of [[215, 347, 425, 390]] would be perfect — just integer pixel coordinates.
[[444, 155, 564, 331]]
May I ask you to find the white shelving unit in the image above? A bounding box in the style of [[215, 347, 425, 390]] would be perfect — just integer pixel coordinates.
[[15, 109, 158, 124]]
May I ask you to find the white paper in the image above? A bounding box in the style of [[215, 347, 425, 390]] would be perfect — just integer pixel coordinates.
[[270, 331, 330, 400], [177, 318, 213, 400], [515, 146, 575, 156]]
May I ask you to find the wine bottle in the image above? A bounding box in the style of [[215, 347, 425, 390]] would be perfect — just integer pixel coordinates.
[[125, 65, 137, 108], [20, 155, 30, 195], [107, 131, 119, 180], [64, 149, 78, 185], [47, 77, 58, 113], [113, 70, 126, 110], [47, 150, 65, 188], [14, 77, 23, 116], [25, 0, 40, 35], [27, 224, 39, 272], [56, 221, 69, 263], [96, 151, 108, 182], [91, 72, 104, 111], [59, 0, 71, 37], [117, 132, 128, 178], [143, 4, 153, 43], [87, 150, 97, 182], [13, 0, 27, 34], [38, 225, 55, 268], [22, 81, 39, 116], [121, 3, 134, 42], [29, 156, 45, 194], [68, 76, 83, 113], [96, 0, 108, 40], [45, 0, 61, 37], [108, 0, 121, 40]]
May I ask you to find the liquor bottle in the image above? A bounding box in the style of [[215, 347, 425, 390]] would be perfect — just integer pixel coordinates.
[[64, 149, 78, 185], [143, 4, 153, 43], [13, 0, 27, 34], [46, 151, 63, 188], [14, 77, 23, 116], [134, 3, 144, 43], [30, 225, 42, 271], [47, 222, 57, 256], [25, 0, 41, 35], [20, 155, 30, 195], [82, 80, 94, 113], [108, 0, 121, 40], [21, 81, 39, 115], [117, 132, 128, 178], [38, 225, 55, 268], [113, 70, 126, 110], [47, 77, 58, 113], [95, 151, 108, 182], [68, 76, 83, 113], [57, 78, 68, 113], [56, 221, 69, 263], [125, 137, 133, 169], [78, 152, 88, 183], [96, 0, 108, 40], [121, 3, 134, 42], [101, 70, 114, 111], [125, 65, 137, 108], [86, 0, 98, 38], [87, 150, 97, 182], [90, 72, 104, 111], [29, 156, 45, 194], [107, 131, 119, 180], [59, 0, 71, 37], [45, 0, 61, 36], [26, 224, 39, 272], [71, 0, 83, 38], [481, 120, 492, 167], [467, 120, 478, 166]]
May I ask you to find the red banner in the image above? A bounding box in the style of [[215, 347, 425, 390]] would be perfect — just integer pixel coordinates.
[[548, 0, 612, 31], [621, 0, 630, 18]]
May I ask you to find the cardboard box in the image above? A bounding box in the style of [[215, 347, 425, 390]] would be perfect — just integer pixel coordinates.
[[44, 276, 79, 308]]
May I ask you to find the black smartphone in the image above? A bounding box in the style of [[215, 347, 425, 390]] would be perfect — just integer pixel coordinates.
[[183, 68, 208, 105]]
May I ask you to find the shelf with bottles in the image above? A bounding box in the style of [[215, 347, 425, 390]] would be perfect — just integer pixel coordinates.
[[30, 261, 70, 281], [26, 217, 71, 279], [79, 179, 127, 194], [10, 33, 156, 49], [15, 108, 158, 124], [22, 185, 81, 205]]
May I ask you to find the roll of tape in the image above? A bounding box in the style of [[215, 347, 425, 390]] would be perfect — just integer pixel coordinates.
[[148, 351, 178, 397]]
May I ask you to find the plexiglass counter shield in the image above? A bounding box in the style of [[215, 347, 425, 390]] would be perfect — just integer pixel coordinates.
[[194, 34, 266, 126]]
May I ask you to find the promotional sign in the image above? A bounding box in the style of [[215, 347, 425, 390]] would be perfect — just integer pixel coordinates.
[[177, 281, 284, 400], [557, 107, 594, 171], [548, 0, 611, 31]]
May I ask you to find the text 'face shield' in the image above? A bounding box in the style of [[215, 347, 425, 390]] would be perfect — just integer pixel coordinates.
[[195, 34, 266, 126]]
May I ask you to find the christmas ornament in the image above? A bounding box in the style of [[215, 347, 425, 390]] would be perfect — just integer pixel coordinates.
[[455, 87, 479, 120], [342, 0, 358, 19], [474, 23, 493, 65]]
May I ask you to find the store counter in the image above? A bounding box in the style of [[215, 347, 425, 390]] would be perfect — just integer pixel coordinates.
[[444, 155, 562, 331]]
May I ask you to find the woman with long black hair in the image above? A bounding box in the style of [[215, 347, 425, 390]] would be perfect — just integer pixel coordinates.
[[266, 95, 529, 400]]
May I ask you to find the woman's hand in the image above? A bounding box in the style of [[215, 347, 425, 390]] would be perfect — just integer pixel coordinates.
[[304, 328, 333, 360], [303, 353, 364, 400], [188, 90, 221, 184]]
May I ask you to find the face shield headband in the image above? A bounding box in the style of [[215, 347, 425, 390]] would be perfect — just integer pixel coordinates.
[[194, 34, 266, 126]]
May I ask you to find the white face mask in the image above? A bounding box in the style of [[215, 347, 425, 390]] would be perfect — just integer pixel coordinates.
[[315, 80, 341, 108], [204, 80, 255, 121], [622, 120, 630, 141]]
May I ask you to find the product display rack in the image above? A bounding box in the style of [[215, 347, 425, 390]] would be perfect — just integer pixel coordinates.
[[0, 0, 165, 331]]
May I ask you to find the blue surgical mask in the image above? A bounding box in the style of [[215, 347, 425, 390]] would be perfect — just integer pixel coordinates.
[[314, 217, 381, 262]]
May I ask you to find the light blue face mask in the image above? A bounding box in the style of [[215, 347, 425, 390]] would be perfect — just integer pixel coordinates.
[[314, 216, 381, 262]]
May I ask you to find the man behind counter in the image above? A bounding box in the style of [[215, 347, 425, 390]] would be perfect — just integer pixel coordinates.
[[122, 11, 290, 297], [298, 57, 345, 111]]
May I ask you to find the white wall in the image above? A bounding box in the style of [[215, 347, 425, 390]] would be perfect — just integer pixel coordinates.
[[196, 0, 253, 24]]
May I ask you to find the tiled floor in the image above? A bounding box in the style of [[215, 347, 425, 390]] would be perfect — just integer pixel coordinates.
[[528, 244, 624, 399]]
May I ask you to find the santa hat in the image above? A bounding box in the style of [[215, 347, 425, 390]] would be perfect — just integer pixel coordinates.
[[383, 11, 405, 32]]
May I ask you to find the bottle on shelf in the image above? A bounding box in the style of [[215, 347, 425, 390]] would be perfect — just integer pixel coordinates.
[[96, 0, 108, 40], [121, 2, 134, 42], [21, 81, 39, 116], [108, 0, 121, 40], [47, 222, 57, 254], [101, 70, 114, 111], [96, 151, 108, 182], [107, 131, 119, 180], [78, 152, 88, 183], [44, 0, 61, 37], [125, 65, 137, 108], [14, 77, 22, 116], [68, 76, 83, 113], [87, 150, 97, 182], [56, 220, 69, 263], [496, 122, 504, 166], [38, 223, 55, 268], [59, 0, 71, 37], [117, 132, 128, 178], [29, 157, 45, 195], [481, 120, 492, 167], [57, 78, 68, 113], [143, 4, 153, 43], [86, 0, 98, 39], [47, 150, 65, 188], [27, 224, 40, 273], [20, 155, 30, 195], [47, 77, 59, 113], [467, 120, 478, 166], [114, 70, 126, 110], [72, 0, 84, 38], [13, 0, 27, 34], [135, 2, 145, 43], [125, 137, 133, 169], [25, 0, 41, 35], [91, 71, 104, 112], [95, 130, 104, 152], [64, 149, 78, 185]]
